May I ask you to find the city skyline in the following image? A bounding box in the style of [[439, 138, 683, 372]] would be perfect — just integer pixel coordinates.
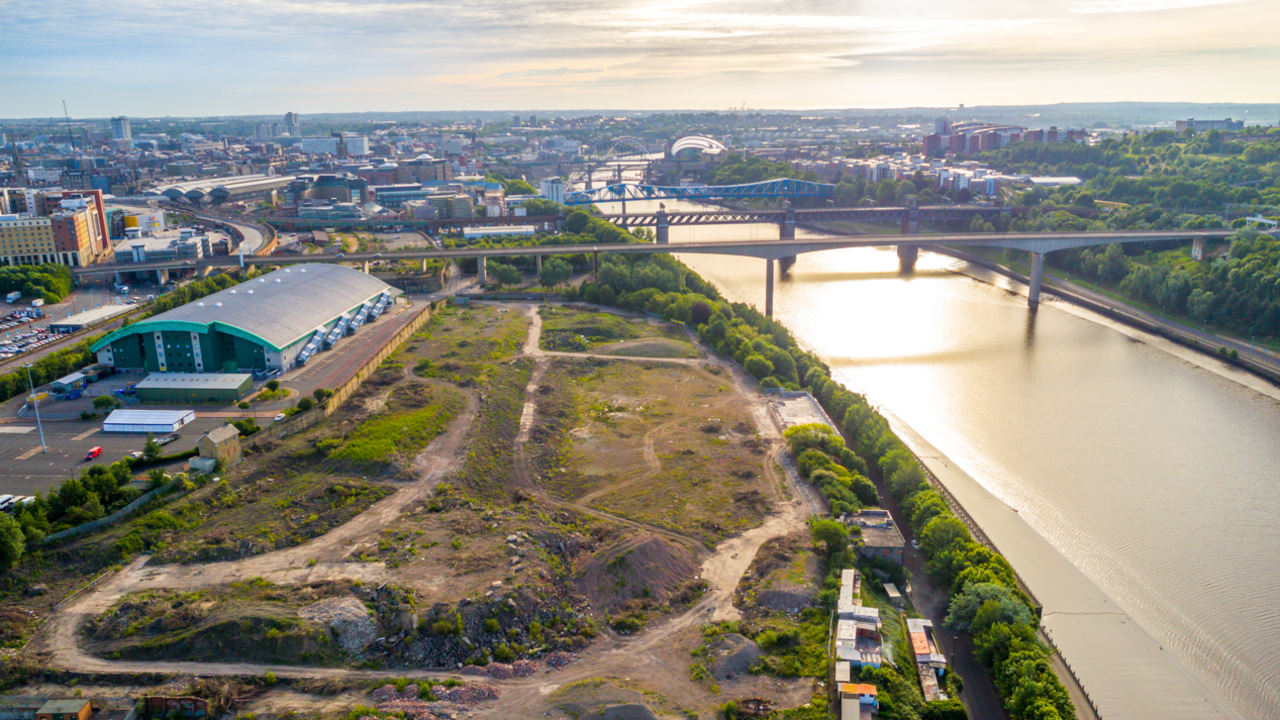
[[3, 0, 1279, 118]]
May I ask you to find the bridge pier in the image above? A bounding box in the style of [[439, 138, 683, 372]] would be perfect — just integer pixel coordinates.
[[478, 256, 487, 286], [535, 254, 542, 273], [156, 268, 169, 285], [362, 260, 370, 274], [1192, 236, 1206, 261], [656, 207, 669, 245], [421, 258, 429, 273], [592, 251, 599, 279], [778, 204, 797, 272], [765, 258, 775, 318], [897, 245, 919, 273], [898, 205, 920, 273], [1028, 252, 1045, 307]]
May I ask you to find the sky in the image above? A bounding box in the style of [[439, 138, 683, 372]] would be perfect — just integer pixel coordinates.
[[2, 0, 1278, 118]]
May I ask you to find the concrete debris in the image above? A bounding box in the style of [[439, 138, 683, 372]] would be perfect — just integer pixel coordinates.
[[299, 596, 377, 656]]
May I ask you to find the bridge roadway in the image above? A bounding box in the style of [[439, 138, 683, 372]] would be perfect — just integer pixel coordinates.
[[78, 229, 1230, 316], [260, 204, 1000, 232]]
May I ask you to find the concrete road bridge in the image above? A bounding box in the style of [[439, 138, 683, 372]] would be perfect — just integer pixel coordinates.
[[76, 228, 1230, 317]]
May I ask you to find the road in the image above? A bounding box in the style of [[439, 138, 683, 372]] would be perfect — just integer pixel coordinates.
[[71, 230, 1231, 279], [33, 299, 816, 718]]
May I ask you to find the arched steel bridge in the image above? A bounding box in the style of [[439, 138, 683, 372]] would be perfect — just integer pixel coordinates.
[[565, 178, 835, 205], [80, 229, 1229, 316]]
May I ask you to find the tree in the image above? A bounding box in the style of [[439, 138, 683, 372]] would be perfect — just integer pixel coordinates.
[[143, 432, 161, 462], [265, 379, 280, 392], [921, 699, 968, 720], [920, 516, 971, 556], [296, 397, 315, 411], [945, 582, 1032, 632], [538, 257, 572, 288], [565, 210, 591, 234], [810, 518, 849, 554], [505, 179, 537, 195], [743, 354, 773, 379], [689, 300, 714, 326], [313, 388, 334, 402], [486, 262, 523, 289], [0, 513, 25, 570], [92, 395, 119, 410]]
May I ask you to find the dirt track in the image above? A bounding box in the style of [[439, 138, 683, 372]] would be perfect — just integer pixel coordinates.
[[31, 301, 816, 713]]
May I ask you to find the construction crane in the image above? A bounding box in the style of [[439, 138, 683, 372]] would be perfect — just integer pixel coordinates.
[[62, 100, 76, 150]]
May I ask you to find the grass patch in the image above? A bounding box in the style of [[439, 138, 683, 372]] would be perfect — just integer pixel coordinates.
[[329, 383, 465, 464], [83, 581, 352, 666]]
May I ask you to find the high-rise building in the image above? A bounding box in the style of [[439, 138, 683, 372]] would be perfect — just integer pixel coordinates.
[[528, 114, 537, 127], [284, 112, 301, 137], [110, 116, 132, 141], [512, 115, 521, 127], [0, 215, 57, 266], [539, 177, 565, 205]]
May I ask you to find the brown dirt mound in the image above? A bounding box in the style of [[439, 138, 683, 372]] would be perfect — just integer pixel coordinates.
[[574, 534, 699, 612]]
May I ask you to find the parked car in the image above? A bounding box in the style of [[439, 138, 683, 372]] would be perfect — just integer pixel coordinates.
[[128, 451, 145, 460], [155, 434, 180, 446], [84, 446, 103, 461], [274, 413, 286, 422]]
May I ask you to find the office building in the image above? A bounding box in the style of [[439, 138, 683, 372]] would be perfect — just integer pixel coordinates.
[[1174, 118, 1246, 133], [284, 112, 301, 137], [539, 177, 565, 204], [110, 117, 132, 141]]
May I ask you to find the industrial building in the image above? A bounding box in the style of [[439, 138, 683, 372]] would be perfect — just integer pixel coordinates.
[[91, 264, 400, 374], [103, 409, 195, 433], [49, 305, 133, 334], [134, 373, 253, 404]]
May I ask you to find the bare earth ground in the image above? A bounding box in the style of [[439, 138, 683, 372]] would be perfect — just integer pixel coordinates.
[[22, 301, 816, 719]]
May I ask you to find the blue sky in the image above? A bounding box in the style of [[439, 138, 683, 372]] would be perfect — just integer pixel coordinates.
[[1, 0, 1277, 117]]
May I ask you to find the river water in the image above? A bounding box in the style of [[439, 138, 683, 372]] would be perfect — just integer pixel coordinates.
[[599, 199, 1280, 720]]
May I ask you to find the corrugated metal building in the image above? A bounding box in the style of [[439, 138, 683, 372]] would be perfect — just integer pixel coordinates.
[[91, 264, 399, 374], [103, 409, 195, 433], [134, 373, 253, 404]]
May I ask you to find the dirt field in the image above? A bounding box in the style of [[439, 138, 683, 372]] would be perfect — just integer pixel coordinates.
[[6, 300, 821, 720]]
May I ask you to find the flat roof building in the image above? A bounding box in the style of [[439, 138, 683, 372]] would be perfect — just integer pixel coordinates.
[[103, 409, 196, 433], [134, 373, 253, 404], [48, 304, 133, 334], [91, 264, 400, 374]]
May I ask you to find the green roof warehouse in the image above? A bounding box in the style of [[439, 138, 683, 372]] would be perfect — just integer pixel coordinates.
[[91, 264, 400, 374]]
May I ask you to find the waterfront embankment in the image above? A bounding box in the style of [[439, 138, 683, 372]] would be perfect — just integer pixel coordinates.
[[861, 398, 1246, 720]]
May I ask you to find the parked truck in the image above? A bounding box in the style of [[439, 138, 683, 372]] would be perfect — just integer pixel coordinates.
[[5, 292, 20, 304], [30, 298, 44, 308]]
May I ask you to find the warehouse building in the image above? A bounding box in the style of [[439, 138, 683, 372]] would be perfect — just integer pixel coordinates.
[[135, 373, 253, 404], [103, 409, 195, 433], [90, 264, 399, 374]]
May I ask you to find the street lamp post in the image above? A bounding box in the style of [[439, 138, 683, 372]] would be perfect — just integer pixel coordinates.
[[23, 363, 47, 453]]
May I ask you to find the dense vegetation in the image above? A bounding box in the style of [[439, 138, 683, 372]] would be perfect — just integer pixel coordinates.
[[706, 154, 817, 185], [0, 341, 95, 404], [0, 265, 74, 304], [978, 130, 1280, 213]]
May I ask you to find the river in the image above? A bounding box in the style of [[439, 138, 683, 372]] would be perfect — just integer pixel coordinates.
[[598, 199, 1280, 720]]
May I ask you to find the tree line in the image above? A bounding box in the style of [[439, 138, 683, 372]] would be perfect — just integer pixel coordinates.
[[554, 252, 1077, 719]]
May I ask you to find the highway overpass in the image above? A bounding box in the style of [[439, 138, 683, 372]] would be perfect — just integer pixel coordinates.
[[76, 229, 1231, 315]]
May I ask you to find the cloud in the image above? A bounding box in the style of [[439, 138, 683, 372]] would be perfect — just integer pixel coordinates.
[[0, 0, 1276, 115], [1071, 0, 1247, 13]]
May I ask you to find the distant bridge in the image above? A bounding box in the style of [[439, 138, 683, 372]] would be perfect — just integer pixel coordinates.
[[79, 229, 1230, 316], [564, 178, 836, 205]]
